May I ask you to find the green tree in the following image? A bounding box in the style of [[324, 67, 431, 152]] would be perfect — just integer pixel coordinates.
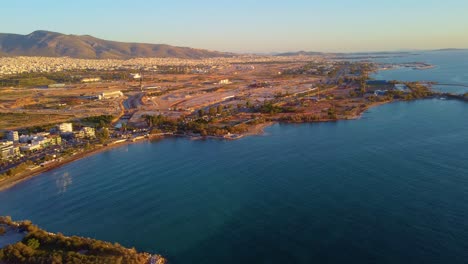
[[97, 128, 110, 143], [217, 105, 224, 114], [27, 238, 40, 250], [328, 107, 337, 119], [198, 109, 205, 117], [208, 107, 217, 116]]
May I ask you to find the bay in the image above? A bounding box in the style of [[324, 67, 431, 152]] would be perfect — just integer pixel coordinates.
[[1, 99, 468, 263]]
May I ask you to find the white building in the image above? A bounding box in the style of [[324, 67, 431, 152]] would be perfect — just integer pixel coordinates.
[[7, 131, 19, 142], [81, 77, 102, 83], [18, 135, 61, 152], [99, 91, 123, 100], [130, 73, 142, 79], [58, 123, 73, 133], [219, 79, 231, 85], [20, 143, 42, 152], [0, 141, 20, 160]]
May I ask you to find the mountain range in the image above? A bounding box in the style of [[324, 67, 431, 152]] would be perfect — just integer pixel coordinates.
[[0, 30, 232, 59]]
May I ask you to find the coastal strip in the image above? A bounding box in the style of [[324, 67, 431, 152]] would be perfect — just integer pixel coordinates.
[[0, 122, 274, 191], [0, 99, 390, 192], [0, 216, 167, 264]]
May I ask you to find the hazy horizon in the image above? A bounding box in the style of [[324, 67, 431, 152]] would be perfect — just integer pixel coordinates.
[[2, 0, 468, 53]]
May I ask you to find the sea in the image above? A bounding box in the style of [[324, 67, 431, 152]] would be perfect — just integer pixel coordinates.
[[1, 50, 468, 264], [371, 50, 468, 94]]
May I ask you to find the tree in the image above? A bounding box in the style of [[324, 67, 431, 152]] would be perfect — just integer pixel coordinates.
[[217, 105, 224, 114], [27, 238, 40, 250], [208, 107, 217, 116], [359, 77, 367, 94], [198, 109, 205, 117], [328, 107, 337, 119], [260, 102, 282, 114], [97, 128, 110, 144], [143, 115, 154, 127]]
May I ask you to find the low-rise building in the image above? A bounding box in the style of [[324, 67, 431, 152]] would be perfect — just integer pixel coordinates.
[[130, 73, 142, 79], [18, 134, 61, 152], [219, 79, 231, 85], [99, 91, 123, 100], [81, 77, 102, 83], [0, 141, 20, 160], [20, 143, 42, 152], [81, 127, 96, 139], [48, 83, 66, 88]]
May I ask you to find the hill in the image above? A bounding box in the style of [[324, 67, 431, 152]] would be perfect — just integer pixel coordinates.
[[0, 30, 232, 59]]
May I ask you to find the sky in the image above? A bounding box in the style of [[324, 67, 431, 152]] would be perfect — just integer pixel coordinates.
[[2, 0, 468, 53]]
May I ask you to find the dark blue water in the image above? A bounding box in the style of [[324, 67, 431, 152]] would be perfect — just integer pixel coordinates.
[[1, 99, 468, 263], [371, 50, 468, 94]]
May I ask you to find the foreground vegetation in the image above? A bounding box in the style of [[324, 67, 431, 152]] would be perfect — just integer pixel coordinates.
[[0, 216, 166, 264]]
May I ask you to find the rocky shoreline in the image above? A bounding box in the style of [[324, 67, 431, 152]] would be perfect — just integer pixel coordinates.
[[0, 216, 167, 264]]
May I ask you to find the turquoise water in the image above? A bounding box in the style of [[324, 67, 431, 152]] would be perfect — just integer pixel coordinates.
[[371, 50, 468, 94], [1, 99, 468, 263]]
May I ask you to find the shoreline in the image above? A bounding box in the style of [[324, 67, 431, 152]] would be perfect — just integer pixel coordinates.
[[0, 96, 450, 192], [0, 217, 167, 263], [0, 140, 144, 192]]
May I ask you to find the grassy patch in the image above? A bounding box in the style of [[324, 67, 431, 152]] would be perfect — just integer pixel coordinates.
[[0, 113, 74, 130]]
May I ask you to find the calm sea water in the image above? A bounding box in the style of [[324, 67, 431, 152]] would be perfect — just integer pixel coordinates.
[[371, 50, 468, 94], [1, 99, 468, 263], [1, 52, 468, 263]]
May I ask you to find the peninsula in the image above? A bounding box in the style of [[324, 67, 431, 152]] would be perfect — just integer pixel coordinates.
[[0, 216, 166, 264]]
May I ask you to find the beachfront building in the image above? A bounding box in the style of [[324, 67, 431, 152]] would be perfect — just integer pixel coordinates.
[[18, 135, 61, 152], [19, 143, 42, 152], [58, 123, 73, 133], [79, 127, 96, 139], [7, 131, 19, 143], [0, 141, 20, 160]]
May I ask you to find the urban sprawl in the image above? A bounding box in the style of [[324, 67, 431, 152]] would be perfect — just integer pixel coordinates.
[[0, 54, 445, 185]]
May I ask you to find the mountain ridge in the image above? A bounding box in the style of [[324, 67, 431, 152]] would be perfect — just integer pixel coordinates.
[[0, 30, 232, 59]]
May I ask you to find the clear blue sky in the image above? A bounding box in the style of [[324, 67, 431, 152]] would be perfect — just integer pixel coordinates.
[[2, 0, 468, 53]]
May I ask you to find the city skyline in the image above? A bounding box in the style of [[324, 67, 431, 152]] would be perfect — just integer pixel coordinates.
[[2, 0, 468, 53]]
